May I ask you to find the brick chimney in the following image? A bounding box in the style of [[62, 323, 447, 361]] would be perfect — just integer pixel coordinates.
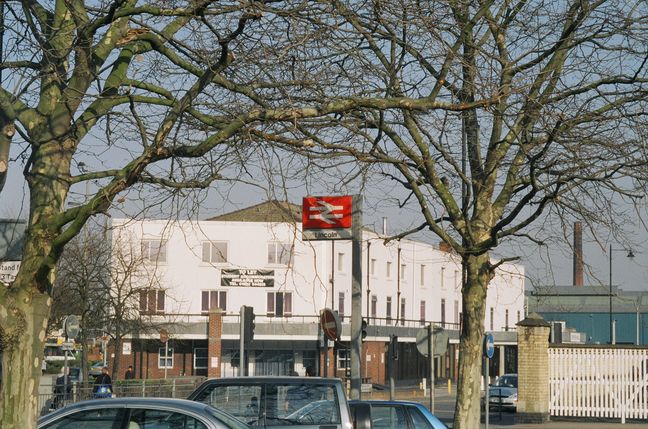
[[573, 222, 583, 287]]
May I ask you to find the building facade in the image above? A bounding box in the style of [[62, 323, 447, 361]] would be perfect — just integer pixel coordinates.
[[109, 201, 525, 384]]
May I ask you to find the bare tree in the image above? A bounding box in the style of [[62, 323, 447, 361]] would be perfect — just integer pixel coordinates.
[[274, 1, 647, 427], [50, 227, 111, 384], [0, 2, 459, 426], [51, 226, 171, 382]]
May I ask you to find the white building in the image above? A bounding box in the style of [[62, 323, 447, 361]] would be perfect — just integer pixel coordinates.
[[110, 201, 524, 382]]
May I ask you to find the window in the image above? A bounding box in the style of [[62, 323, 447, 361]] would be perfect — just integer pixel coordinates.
[[337, 348, 350, 370], [338, 292, 345, 320], [268, 242, 291, 265], [454, 300, 460, 325], [371, 406, 407, 429], [141, 239, 166, 263], [441, 299, 446, 327], [410, 407, 435, 429], [201, 290, 227, 313], [400, 298, 406, 326], [386, 297, 392, 324], [371, 295, 377, 320], [440, 267, 445, 289], [267, 292, 292, 317], [420, 301, 426, 325], [202, 241, 227, 263], [159, 347, 173, 368], [386, 262, 392, 278], [194, 348, 208, 370], [490, 307, 494, 331], [400, 264, 406, 280], [41, 408, 120, 427], [505, 309, 509, 331], [517, 310, 521, 323], [370, 258, 376, 275], [337, 252, 345, 271], [129, 409, 207, 429], [420, 265, 425, 286], [139, 290, 165, 314]]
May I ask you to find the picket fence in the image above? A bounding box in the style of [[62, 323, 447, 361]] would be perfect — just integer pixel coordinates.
[[549, 347, 648, 423]]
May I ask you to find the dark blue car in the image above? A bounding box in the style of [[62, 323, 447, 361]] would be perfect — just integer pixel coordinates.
[[349, 400, 448, 429]]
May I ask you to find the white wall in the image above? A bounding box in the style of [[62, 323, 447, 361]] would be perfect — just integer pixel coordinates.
[[111, 219, 525, 331]]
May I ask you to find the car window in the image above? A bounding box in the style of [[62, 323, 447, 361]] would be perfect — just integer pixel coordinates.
[[495, 376, 517, 388], [128, 408, 207, 429], [41, 408, 121, 429], [371, 405, 406, 429], [193, 381, 341, 426], [408, 407, 434, 429]]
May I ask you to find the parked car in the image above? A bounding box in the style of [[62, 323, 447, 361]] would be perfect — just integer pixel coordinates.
[[38, 397, 250, 429], [486, 373, 518, 411], [349, 400, 448, 429], [88, 362, 104, 378], [188, 376, 369, 429]]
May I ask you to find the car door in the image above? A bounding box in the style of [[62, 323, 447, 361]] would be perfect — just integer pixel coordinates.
[[126, 407, 210, 429], [369, 405, 407, 429]]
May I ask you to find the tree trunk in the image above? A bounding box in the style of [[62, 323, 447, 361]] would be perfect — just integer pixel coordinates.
[[0, 282, 51, 429], [453, 252, 495, 429]]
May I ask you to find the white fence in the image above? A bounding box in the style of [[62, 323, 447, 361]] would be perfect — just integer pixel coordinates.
[[549, 347, 648, 423]]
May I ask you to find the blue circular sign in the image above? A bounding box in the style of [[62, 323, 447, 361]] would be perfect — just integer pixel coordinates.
[[484, 333, 495, 359]]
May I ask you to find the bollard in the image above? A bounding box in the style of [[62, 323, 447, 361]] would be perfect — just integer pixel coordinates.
[[447, 379, 452, 395]]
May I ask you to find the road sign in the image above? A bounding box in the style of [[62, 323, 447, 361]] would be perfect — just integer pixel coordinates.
[[61, 341, 75, 351], [302, 196, 353, 240], [415, 327, 449, 357], [64, 315, 80, 340], [484, 332, 495, 359], [320, 308, 342, 341]]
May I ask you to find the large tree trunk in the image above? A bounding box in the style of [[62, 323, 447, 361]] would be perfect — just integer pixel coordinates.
[[0, 278, 51, 428], [453, 252, 495, 429]]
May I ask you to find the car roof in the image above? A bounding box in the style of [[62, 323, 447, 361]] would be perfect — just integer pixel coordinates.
[[200, 376, 341, 384], [39, 397, 212, 423]]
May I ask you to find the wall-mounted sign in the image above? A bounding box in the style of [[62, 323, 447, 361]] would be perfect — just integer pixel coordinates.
[[0, 261, 20, 284], [302, 196, 353, 240], [221, 269, 274, 287]]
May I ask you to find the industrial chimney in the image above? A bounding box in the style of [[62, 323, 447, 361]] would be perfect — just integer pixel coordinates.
[[573, 221, 583, 287]]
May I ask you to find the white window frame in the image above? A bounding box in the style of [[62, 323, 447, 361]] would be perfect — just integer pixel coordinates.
[[337, 252, 344, 272], [158, 347, 173, 369], [400, 264, 406, 280], [140, 289, 165, 314], [202, 241, 228, 263], [386, 262, 392, 279], [370, 258, 376, 276], [267, 291, 293, 317], [141, 239, 167, 263], [201, 290, 227, 314], [267, 242, 292, 265], [193, 347, 208, 370], [420, 265, 425, 286]]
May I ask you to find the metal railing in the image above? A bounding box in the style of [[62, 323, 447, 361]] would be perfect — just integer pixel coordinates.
[[39, 377, 205, 416]]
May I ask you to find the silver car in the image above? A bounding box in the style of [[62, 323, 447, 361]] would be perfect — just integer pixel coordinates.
[[38, 397, 250, 429], [487, 374, 518, 411]]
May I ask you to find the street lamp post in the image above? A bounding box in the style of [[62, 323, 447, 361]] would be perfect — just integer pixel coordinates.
[[609, 244, 634, 344]]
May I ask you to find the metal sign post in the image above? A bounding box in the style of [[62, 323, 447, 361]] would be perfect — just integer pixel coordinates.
[[350, 196, 363, 400], [239, 306, 246, 376], [484, 333, 495, 429], [428, 324, 434, 413]]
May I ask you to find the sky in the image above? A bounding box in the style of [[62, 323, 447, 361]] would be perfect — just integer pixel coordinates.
[[2, 139, 648, 295]]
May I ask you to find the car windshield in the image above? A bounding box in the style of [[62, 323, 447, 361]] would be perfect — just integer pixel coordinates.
[[207, 405, 252, 429], [494, 376, 517, 388], [194, 381, 341, 427]]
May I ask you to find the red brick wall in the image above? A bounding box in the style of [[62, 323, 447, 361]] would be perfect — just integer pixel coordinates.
[[207, 308, 223, 378], [363, 341, 386, 385]]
